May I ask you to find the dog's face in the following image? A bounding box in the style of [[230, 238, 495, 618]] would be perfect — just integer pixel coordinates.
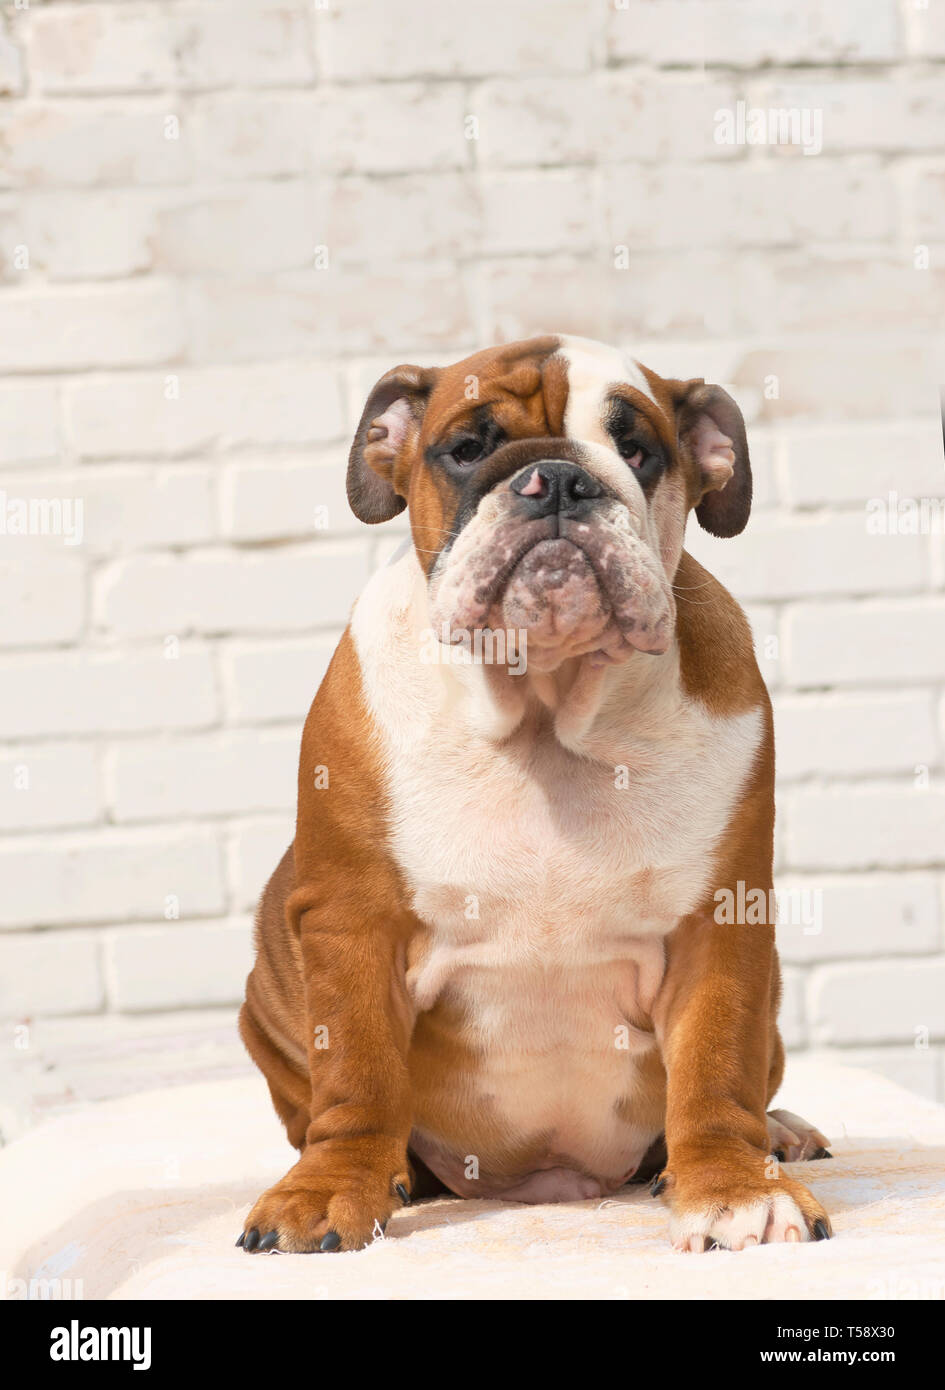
[[348, 335, 751, 673]]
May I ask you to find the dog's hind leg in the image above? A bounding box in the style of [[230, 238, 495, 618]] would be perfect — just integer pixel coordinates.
[[764, 1026, 832, 1161]]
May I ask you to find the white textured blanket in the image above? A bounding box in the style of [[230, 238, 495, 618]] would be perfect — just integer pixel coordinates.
[[3, 1059, 944, 1301]]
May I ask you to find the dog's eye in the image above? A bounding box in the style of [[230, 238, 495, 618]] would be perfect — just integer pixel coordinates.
[[450, 438, 485, 465], [617, 438, 647, 468]]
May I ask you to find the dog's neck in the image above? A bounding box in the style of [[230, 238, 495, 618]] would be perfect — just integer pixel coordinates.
[[391, 547, 684, 755]]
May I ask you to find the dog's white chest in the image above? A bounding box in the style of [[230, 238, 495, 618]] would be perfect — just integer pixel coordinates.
[[392, 703, 759, 1005]]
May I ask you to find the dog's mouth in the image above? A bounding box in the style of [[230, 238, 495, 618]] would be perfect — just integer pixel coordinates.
[[427, 510, 675, 671]]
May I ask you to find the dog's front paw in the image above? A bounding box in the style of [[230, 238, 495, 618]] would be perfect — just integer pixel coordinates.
[[656, 1145, 831, 1252], [238, 1137, 411, 1253]]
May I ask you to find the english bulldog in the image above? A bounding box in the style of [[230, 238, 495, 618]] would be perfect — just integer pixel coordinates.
[[237, 334, 833, 1255]]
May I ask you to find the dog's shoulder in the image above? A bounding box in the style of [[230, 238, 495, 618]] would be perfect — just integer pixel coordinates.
[[674, 548, 769, 721]]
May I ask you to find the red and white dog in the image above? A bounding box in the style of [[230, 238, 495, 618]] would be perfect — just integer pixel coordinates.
[[238, 335, 832, 1255]]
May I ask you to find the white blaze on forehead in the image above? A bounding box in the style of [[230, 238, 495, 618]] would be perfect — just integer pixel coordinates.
[[557, 335, 657, 448]]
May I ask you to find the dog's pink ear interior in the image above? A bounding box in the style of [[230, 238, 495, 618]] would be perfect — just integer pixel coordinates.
[[689, 414, 736, 492], [677, 383, 752, 538], [347, 366, 436, 524], [365, 398, 413, 462]]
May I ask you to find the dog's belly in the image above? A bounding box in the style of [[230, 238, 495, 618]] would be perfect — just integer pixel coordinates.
[[392, 721, 756, 1200], [406, 944, 668, 1201]]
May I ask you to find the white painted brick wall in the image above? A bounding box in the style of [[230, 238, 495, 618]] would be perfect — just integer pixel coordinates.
[[1, 0, 943, 1105]]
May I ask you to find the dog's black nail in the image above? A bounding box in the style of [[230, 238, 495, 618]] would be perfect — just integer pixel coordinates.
[[258, 1230, 279, 1252], [235, 1231, 245, 1247], [773, 1149, 786, 1163], [812, 1147, 832, 1160], [813, 1219, 831, 1241], [244, 1227, 260, 1253], [395, 1182, 410, 1205], [650, 1174, 667, 1197], [320, 1230, 342, 1252]]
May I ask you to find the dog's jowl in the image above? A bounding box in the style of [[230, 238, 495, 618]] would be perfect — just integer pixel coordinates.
[[237, 335, 833, 1254]]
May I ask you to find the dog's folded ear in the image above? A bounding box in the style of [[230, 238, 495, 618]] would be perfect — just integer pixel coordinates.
[[347, 364, 438, 524], [674, 381, 752, 538]]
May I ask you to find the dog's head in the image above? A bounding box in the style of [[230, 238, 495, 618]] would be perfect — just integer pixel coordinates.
[[347, 335, 751, 673]]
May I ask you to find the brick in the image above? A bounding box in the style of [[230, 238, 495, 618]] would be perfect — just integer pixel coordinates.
[[804, 1046, 943, 1103], [687, 512, 926, 603], [0, 548, 85, 647], [104, 919, 253, 1011], [740, 432, 778, 509], [185, 266, 472, 361], [191, 93, 314, 181], [785, 599, 945, 687], [908, 6, 945, 59], [605, 75, 744, 165], [776, 873, 941, 964], [317, 83, 469, 175], [96, 544, 371, 638], [476, 75, 739, 169], [0, 744, 101, 832], [0, 647, 218, 739], [0, 466, 215, 555], [616, 253, 945, 340], [0, 1010, 254, 1127], [782, 423, 945, 507], [5, 188, 156, 280], [779, 966, 806, 1049], [0, 826, 225, 929], [785, 786, 945, 871], [607, 0, 902, 67], [65, 364, 345, 459], [744, 603, 783, 690], [478, 170, 597, 256], [545, 250, 942, 344], [759, 75, 945, 155], [913, 162, 945, 241], [809, 959, 945, 1045], [325, 174, 479, 264], [733, 340, 942, 422], [26, 4, 313, 95], [172, 3, 314, 89], [0, 17, 23, 97], [0, 100, 192, 188], [228, 817, 294, 912], [220, 454, 357, 542], [320, 0, 594, 80], [479, 257, 611, 347], [0, 281, 183, 372], [152, 182, 323, 274], [27, 4, 175, 94], [749, 256, 945, 336], [475, 77, 601, 169], [0, 381, 60, 469], [221, 637, 337, 723], [604, 163, 897, 250], [107, 729, 298, 822], [0, 931, 103, 1018], [773, 693, 940, 779]]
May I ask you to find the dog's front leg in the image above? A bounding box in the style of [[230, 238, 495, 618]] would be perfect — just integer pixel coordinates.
[[241, 892, 415, 1254], [653, 907, 831, 1252]]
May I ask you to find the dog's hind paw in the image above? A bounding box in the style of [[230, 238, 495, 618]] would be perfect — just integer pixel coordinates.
[[767, 1107, 833, 1162]]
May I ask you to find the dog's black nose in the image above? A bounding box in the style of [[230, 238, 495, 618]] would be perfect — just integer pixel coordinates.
[[510, 460, 604, 519]]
